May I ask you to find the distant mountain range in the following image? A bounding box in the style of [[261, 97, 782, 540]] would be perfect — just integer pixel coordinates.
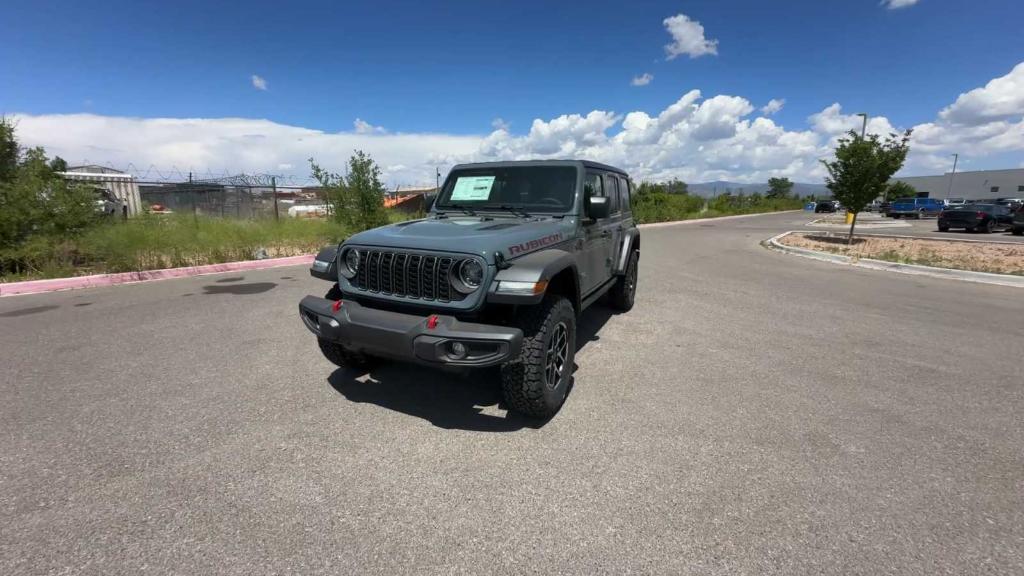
[[687, 180, 830, 198]]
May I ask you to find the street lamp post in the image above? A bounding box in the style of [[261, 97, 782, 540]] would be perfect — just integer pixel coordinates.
[[856, 113, 868, 138], [946, 153, 959, 199]]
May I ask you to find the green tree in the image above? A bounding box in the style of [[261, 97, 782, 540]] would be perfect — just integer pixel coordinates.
[[0, 117, 19, 184], [821, 129, 912, 244], [49, 156, 68, 173], [309, 150, 388, 232], [884, 180, 917, 201], [0, 121, 98, 259], [766, 177, 794, 199]]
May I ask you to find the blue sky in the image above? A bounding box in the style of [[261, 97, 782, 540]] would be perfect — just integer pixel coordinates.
[[2, 0, 1023, 185]]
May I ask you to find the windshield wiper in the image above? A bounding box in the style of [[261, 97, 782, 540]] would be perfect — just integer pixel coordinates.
[[497, 204, 531, 218], [436, 203, 476, 216]]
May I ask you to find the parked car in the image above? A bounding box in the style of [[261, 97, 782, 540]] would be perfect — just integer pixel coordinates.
[[814, 201, 837, 213], [878, 201, 891, 215], [945, 197, 967, 207], [995, 197, 1023, 211], [93, 188, 120, 217], [300, 160, 640, 418], [937, 203, 1014, 233], [888, 197, 945, 218], [1012, 206, 1024, 236]]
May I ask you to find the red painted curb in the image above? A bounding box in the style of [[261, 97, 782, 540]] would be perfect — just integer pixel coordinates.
[[1, 254, 315, 297]]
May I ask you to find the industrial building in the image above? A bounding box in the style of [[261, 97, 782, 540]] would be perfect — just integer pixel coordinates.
[[59, 165, 143, 216], [893, 168, 1024, 201]]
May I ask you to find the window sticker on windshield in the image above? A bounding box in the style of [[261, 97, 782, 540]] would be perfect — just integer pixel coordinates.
[[450, 176, 495, 201]]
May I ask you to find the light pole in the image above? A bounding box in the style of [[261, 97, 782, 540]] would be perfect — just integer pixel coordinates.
[[946, 153, 958, 199], [856, 113, 868, 138]]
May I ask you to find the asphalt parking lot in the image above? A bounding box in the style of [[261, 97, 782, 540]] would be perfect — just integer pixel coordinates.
[[804, 210, 1024, 243], [2, 211, 1022, 575]]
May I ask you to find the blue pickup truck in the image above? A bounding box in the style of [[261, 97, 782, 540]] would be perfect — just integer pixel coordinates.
[[888, 197, 945, 219]]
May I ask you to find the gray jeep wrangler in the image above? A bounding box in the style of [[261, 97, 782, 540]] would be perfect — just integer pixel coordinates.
[[299, 160, 639, 418]]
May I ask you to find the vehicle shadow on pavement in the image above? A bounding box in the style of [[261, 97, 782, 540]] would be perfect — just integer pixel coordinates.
[[325, 304, 617, 432]]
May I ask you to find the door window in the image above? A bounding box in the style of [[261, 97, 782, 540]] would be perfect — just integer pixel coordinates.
[[618, 176, 631, 211], [584, 172, 603, 201], [603, 174, 619, 214]]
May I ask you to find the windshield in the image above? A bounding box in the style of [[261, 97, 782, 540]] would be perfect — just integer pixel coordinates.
[[436, 166, 577, 213]]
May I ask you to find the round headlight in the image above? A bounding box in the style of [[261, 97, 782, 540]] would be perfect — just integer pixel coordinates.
[[343, 248, 360, 277], [456, 259, 484, 292]]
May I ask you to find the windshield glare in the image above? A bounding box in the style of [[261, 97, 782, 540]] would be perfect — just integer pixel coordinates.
[[436, 166, 577, 213]]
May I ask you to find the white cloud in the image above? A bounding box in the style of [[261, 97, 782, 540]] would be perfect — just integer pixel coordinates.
[[10, 114, 479, 186], [939, 62, 1024, 125], [882, 0, 920, 9], [631, 73, 654, 87], [353, 118, 387, 134], [11, 62, 1024, 186], [663, 14, 718, 60], [491, 117, 510, 131], [761, 99, 785, 115], [250, 74, 268, 91]]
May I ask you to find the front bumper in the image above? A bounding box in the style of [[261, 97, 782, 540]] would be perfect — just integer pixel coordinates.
[[298, 296, 522, 367]]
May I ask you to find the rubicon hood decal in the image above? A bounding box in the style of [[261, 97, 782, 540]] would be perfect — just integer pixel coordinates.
[[508, 233, 563, 257]]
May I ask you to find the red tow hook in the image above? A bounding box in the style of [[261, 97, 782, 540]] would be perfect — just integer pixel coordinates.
[[331, 299, 343, 313], [426, 314, 439, 330]]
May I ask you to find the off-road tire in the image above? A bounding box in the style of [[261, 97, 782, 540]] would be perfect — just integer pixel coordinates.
[[609, 249, 639, 312], [500, 295, 576, 418], [983, 220, 995, 234], [1013, 226, 1023, 236], [937, 225, 949, 232]]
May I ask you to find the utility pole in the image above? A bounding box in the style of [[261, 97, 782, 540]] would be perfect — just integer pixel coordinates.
[[189, 171, 197, 224], [435, 167, 440, 191], [856, 113, 868, 138], [272, 176, 279, 221], [946, 153, 959, 199]]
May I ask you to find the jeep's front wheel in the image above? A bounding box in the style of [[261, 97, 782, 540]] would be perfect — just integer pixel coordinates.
[[500, 295, 576, 418], [609, 249, 638, 311]]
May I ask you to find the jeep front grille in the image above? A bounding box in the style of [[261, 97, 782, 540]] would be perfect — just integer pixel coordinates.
[[353, 250, 463, 302]]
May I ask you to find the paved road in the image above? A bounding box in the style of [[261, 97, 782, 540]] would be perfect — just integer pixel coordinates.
[[2, 211, 1022, 575]]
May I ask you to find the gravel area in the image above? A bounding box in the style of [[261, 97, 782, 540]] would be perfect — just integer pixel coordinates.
[[780, 232, 1024, 275]]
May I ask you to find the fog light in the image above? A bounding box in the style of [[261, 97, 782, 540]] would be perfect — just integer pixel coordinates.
[[449, 341, 467, 359]]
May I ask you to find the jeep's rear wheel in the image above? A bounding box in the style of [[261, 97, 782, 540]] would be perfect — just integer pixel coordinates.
[[500, 295, 576, 418], [609, 249, 638, 311]]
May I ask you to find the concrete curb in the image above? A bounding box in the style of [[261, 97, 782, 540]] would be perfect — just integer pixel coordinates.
[[1, 254, 315, 297], [807, 218, 910, 229], [639, 210, 802, 229], [843, 231, 1024, 246], [763, 231, 1024, 288]]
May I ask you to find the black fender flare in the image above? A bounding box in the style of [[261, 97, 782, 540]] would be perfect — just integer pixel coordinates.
[[614, 229, 640, 275], [487, 249, 580, 309], [310, 244, 340, 281]]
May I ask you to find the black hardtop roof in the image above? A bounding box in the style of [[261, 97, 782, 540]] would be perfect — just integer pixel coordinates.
[[450, 159, 629, 177]]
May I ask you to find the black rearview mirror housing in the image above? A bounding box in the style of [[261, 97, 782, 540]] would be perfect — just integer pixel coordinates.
[[587, 196, 610, 220]]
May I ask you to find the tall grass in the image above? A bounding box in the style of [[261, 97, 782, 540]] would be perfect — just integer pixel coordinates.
[[632, 192, 803, 224], [1, 214, 350, 280]]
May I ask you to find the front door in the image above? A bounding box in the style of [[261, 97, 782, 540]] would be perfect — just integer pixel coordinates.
[[580, 171, 616, 295]]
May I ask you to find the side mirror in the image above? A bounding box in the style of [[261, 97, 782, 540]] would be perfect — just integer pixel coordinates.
[[587, 196, 610, 220]]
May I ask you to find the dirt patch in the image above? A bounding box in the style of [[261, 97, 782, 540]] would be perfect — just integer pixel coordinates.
[[779, 232, 1024, 276]]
